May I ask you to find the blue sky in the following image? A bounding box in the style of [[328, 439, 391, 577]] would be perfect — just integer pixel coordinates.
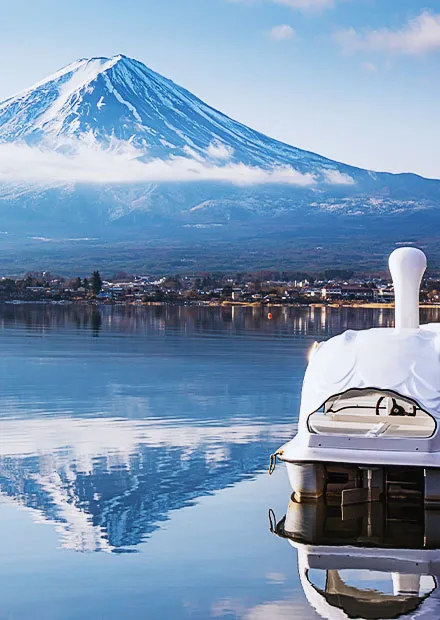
[[0, 0, 439, 177]]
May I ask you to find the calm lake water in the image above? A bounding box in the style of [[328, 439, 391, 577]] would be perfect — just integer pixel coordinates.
[[1, 304, 440, 619]]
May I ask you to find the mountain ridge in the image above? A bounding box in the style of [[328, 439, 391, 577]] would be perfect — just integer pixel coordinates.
[[0, 54, 438, 271]]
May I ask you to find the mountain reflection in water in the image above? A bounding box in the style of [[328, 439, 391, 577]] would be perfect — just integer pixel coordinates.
[[0, 417, 291, 552]]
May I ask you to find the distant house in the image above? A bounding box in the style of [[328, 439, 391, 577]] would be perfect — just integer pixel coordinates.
[[321, 286, 341, 300], [374, 286, 395, 301], [107, 286, 125, 297], [341, 285, 374, 300], [282, 289, 300, 301], [304, 287, 325, 298], [322, 285, 374, 301]]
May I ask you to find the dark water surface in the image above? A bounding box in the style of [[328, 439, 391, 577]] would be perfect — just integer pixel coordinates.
[[1, 304, 440, 619]]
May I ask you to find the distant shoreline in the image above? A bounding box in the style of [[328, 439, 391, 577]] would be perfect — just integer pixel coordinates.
[[4, 299, 440, 310], [218, 301, 440, 309]]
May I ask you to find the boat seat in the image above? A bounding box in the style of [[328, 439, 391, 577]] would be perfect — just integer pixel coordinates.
[[309, 411, 435, 438]]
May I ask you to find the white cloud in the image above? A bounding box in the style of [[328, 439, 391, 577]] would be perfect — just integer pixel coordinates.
[[269, 25, 295, 41], [274, 0, 334, 11], [334, 11, 440, 56], [228, 0, 335, 12], [183, 145, 205, 162], [206, 141, 234, 160], [362, 61, 376, 72], [323, 169, 355, 185], [0, 140, 317, 187]]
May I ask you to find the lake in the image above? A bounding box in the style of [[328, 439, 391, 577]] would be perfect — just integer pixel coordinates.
[[1, 303, 440, 619]]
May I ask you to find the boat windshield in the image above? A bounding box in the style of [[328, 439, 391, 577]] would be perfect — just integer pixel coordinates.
[[308, 389, 436, 438]]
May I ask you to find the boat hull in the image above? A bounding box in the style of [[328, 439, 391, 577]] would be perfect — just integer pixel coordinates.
[[279, 443, 440, 508], [279, 433, 440, 469]]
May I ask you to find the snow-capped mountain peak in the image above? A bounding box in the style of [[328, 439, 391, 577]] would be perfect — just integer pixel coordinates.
[[0, 55, 133, 141], [0, 53, 343, 173]]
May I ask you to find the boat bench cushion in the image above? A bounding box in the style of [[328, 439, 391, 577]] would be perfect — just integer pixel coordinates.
[[309, 412, 434, 438]]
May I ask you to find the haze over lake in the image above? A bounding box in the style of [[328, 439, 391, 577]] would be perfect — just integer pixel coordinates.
[[1, 303, 439, 619]]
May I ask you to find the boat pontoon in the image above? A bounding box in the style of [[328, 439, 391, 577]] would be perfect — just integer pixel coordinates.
[[271, 247, 440, 507]]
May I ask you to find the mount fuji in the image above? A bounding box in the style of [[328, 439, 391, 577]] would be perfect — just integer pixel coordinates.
[[0, 54, 439, 272]]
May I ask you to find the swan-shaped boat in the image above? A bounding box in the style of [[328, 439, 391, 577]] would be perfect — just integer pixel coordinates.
[[272, 247, 440, 506]]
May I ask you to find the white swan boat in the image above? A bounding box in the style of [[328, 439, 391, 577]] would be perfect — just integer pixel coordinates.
[[271, 247, 440, 506]]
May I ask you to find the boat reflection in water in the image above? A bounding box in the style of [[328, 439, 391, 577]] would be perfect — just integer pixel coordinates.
[[270, 491, 440, 619]]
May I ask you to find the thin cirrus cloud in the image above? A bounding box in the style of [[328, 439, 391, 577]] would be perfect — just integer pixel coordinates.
[[334, 11, 440, 56], [273, 0, 335, 11], [362, 61, 376, 72], [228, 0, 335, 13], [269, 25, 295, 41]]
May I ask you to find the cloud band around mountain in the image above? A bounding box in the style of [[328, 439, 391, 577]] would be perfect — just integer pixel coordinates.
[[0, 140, 354, 188]]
